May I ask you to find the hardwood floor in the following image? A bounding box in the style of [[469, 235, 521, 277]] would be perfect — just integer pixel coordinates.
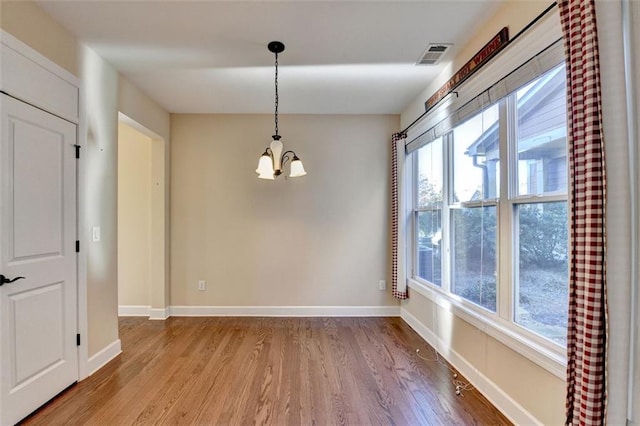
[[23, 317, 511, 425]]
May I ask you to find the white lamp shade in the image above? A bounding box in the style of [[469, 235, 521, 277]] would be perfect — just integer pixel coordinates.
[[258, 171, 275, 180], [270, 139, 284, 172], [289, 159, 307, 177], [256, 154, 274, 177]]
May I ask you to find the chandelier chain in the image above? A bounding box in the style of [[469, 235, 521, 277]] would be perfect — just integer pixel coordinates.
[[274, 51, 279, 137]]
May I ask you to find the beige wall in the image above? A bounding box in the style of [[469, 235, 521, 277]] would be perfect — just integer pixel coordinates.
[[2, 2, 568, 421], [0, 0, 78, 76], [401, 1, 551, 128], [403, 296, 565, 424], [1, 0, 120, 357], [150, 137, 167, 309], [118, 122, 152, 306], [118, 79, 171, 311], [119, 78, 170, 141], [171, 114, 399, 307], [400, 2, 565, 424], [1, 1, 170, 356], [81, 44, 120, 355]]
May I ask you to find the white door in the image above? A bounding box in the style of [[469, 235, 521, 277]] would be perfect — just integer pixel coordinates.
[[0, 94, 78, 425]]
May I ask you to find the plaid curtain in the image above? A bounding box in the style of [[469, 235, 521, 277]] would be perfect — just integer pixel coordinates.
[[391, 131, 408, 299], [559, 1, 608, 424]]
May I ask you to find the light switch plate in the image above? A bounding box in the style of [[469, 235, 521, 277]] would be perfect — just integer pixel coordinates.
[[92, 226, 101, 242]]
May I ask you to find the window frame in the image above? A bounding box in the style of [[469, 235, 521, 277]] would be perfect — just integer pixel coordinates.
[[409, 70, 569, 378]]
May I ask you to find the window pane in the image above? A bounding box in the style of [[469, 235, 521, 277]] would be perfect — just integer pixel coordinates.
[[452, 104, 499, 202], [515, 202, 568, 345], [417, 137, 443, 208], [516, 64, 567, 196], [451, 206, 497, 311], [417, 210, 442, 286]]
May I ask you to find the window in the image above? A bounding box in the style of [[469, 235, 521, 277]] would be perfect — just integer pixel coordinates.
[[513, 66, 568, 346], [412, 63, 568, 349], [416, 137, 443, 286], [450, 105, 499, 312]]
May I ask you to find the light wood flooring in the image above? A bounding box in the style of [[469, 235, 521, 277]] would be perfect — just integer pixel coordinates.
[[22, 317, 511, 425]]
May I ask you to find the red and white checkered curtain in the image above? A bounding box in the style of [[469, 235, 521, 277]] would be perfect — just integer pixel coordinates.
[[559, 0, 608, 424], [391, 131, 408, 299]]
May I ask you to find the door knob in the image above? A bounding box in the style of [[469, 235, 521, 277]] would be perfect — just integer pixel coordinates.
[[0, 275, 25, 286]]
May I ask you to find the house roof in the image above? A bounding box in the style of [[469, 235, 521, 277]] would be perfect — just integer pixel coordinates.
[[465, 65, 566, 158]]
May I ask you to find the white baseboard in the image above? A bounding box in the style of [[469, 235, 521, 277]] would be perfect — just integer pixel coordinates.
[[149, 307, 170, 320], [119, 305, 399, 319], [87, 339, 122, 376], [118, 305, 150, 316], [169, 305, 401, 317], [400, 308, 541, 426]]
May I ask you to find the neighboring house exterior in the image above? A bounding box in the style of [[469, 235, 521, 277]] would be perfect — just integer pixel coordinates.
[[465, 66, 567, 199]]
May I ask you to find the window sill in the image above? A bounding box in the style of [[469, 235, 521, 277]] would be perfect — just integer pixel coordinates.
[[406, 279, 567, 380]]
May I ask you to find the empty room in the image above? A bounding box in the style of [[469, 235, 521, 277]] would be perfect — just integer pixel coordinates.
[[0, 0, 638, 424]]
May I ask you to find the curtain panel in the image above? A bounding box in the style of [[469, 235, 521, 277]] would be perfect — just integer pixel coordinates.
[[559, 0, 609, 424], [391, 131, 408, 299]]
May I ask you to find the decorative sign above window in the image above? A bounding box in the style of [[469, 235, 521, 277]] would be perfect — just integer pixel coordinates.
[[424, 27, 509, 112]]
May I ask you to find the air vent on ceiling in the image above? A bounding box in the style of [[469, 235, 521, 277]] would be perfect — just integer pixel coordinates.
[[416, 43, 453, 65]]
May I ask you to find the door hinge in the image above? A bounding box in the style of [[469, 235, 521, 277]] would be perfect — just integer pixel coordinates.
[[77, 334, 81, 346], [74, 144, 81, 159], [76, 240, 80, 253]]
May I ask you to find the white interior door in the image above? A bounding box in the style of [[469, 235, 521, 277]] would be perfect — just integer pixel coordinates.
[[0, 94, 78, 425]]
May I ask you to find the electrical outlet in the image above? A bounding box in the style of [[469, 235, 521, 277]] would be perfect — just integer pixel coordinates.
[[378, 280, 386, 291], [198, 280, 206, 291]]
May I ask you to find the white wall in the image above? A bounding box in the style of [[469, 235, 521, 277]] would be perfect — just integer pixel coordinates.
[[634, 3, 640, 419], [171, 114, 399, 310], [596, 1, 640, 423]]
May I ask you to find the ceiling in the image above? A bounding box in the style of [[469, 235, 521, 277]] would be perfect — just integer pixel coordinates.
[[36, 1, 506, 115]]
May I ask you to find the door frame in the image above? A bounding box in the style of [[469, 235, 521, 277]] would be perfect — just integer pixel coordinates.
[[117, 113, 168, 320], [0, 30, 89, 380]]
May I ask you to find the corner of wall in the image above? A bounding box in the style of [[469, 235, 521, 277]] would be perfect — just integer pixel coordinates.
[[400, 1, 551, 128]]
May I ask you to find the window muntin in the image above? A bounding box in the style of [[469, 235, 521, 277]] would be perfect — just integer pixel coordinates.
[[411, 63, 568, 349]]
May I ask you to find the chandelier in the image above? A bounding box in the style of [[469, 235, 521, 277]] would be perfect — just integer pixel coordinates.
[[255, 41, 306, 180]]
